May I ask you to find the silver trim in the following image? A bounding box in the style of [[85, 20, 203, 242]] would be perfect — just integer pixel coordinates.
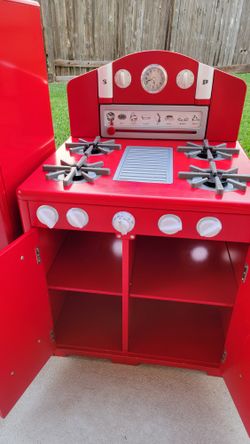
[[100, 104, 208, 140], [195, 63, 214, 100], [141, 64, 168, 94], [113, 146, 173, 184], [98, 63, 113, 98]]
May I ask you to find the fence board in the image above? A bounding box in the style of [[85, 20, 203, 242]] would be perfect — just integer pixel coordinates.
[[170, 0, 245, 66], [232, 0, 250, 65], [38, 0, 55, 79], [116, 0, 173, 56], [38, 0, 250, 79]]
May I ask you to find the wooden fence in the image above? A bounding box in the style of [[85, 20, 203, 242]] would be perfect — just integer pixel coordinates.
[[38, 0, 250, 81]]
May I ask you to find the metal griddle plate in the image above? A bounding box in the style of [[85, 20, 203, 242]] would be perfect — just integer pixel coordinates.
[[113, 146, 173, 184]]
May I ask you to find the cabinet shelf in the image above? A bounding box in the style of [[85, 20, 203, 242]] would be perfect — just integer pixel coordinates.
[[45, 230, 244, 370], [54, 292, 122, 351], [129, 299, 229, 366], [131, 237, 237, 307], [48, 232, 122, 295]]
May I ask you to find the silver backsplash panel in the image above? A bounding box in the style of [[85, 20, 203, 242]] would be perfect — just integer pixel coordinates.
[[100, 104, 208, 140]]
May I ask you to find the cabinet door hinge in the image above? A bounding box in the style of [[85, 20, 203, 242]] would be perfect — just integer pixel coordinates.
[[35, 247, 41, 264], [242, 264, 249, 283], [221, 350, 227, 363], [50, 330, 55, 342]]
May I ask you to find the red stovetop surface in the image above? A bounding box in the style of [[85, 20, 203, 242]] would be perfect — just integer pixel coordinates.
[[18, 138, 250, 214]]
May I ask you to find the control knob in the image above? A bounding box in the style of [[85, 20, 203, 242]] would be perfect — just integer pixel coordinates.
[[176, 69, 195, 89], [107, 126, 116, 135], [158, 214, 182, 235], [196, 217, 222, 238], [112, 211, 135, 235], [36, 205, 59, 228], [66, 208, 89, 229], [114, 69, 132, 88]]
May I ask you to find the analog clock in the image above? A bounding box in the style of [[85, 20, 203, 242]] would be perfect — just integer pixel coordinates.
[[141, 64, 167, 94]]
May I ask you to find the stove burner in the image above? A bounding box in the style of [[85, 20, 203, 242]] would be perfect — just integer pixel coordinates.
[[205, 174, 228, 190], [177, 139, 240, 160], [43, 156, 110, 187], [178, 160, 250, 195], [65, 136, 121, 156]]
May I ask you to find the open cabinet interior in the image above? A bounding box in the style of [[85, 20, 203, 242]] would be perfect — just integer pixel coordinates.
[[129, 299, 230, 366], [38, 229, 248, 370], [50, 291, 122, 352]]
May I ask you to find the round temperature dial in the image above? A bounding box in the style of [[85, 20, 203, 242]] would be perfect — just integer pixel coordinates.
[[114, 69, 132, 88], [141, 64, 167, 94], [112, 211, 135, 235], [176, 69, 195, 89]]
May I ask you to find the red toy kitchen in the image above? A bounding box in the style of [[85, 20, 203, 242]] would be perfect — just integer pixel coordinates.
[[0, 0, 250, 435]]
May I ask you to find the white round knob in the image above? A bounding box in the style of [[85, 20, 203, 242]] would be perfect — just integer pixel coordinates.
[[112, 211, 135, 235], [158, 214, 182, 235], [176, 69, 195, 89], [66, 208, 89, 229], [114, 69, 132, 88], [196, 217, 222, 238], [36, 205, 59, 228]]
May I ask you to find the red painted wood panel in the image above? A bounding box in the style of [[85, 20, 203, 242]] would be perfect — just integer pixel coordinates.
[[131, 237, 237, 306], [222, 246, 250, 436], [27, 200, 250, 244], [112, 51, 198, 104], [48, 232, 122, 295], [206, 69, 246, 142], [121, 238, 134, 351], [0, 0, 55, 245], [129, 299, 228, 367], [67, 70, 100, 138], [0, 229, 53, 417], [0, 170, 10, 250], [54, 292, 122, 352]]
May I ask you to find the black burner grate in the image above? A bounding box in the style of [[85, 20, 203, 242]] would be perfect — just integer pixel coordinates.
[[177, 139, 240, 160], [178, 160, 250, 195], [43, 157, 110, 187], [43, 136, 121, 187], [65, 136, 121, 156]]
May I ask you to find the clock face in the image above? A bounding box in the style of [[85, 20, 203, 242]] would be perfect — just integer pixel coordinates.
[[141, 64, 167, 94]]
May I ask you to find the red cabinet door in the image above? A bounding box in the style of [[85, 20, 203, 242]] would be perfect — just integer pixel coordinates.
[[0, 229, 53, 417], [222, 247, 250, 435]]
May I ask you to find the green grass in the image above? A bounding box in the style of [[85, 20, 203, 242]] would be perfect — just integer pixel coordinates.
[[49, 83, 69, 147], [49, 74, 250, 155], [237, 74, 250, 155]]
